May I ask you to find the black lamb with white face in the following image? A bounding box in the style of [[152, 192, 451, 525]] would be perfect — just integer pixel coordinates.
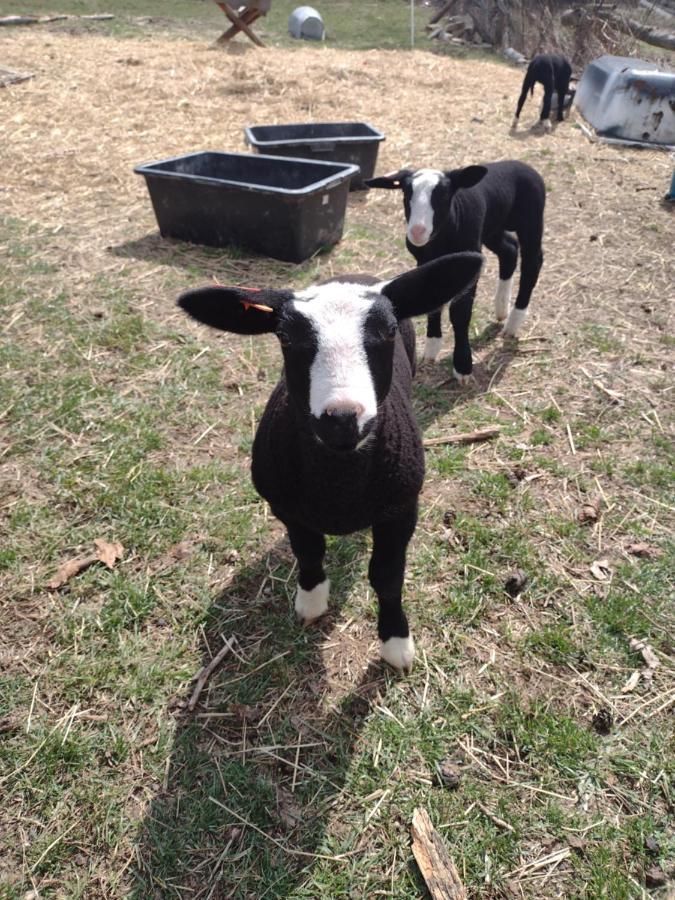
[[366, 161, 546, 383], [178, 252, 483, 673]]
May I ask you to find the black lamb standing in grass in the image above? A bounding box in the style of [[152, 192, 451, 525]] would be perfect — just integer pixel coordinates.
[[365, 161, 545, 382], [512, 53, 573, 132], [178, 252, 483, 673]]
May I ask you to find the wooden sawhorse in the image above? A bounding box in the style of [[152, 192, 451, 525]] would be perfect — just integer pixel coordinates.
[[215, 1, 270, 47]]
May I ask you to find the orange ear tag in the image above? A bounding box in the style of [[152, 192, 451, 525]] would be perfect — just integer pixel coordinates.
[[241, 299, 274, 313]]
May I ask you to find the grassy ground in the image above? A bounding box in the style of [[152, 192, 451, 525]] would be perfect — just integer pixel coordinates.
[[0, 0, 435, 50], [1, 3, 674, 899]]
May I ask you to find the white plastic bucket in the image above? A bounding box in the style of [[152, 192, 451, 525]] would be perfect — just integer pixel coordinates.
[[288, 6, 325, 41]]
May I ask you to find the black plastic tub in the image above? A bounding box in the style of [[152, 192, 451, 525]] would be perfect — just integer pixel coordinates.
[[244, 122, 385, 190], [134, 151, 359, 263]]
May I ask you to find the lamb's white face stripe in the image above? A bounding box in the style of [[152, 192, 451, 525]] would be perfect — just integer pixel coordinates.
[[293, 282, 379, 430], [408, 169, 443, 246]]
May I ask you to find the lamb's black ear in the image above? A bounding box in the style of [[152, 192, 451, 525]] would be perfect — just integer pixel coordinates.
[[446, 165, 488, 190], [364, 168, 413, 190], [177, 285, 293, 335], [381, 252, 484, 321]]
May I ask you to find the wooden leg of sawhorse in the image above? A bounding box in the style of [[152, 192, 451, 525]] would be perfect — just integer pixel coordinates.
[[215, 3, 265, 47]]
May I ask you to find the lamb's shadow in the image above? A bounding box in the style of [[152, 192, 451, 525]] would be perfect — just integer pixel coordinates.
[[132, 534, 394, 898], [508, 126, 551, 142], [412, 320, 520, 433], [508, 115, 571, 141]]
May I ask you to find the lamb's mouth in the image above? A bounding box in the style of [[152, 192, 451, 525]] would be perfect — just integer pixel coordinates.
[[311, 418, 375, 454]]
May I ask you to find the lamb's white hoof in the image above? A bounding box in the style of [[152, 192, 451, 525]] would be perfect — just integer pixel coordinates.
[[423, 337, 443, 362], [295, 579, 329, 624], [453, 368, 474, 386], [380, 635, 415, 673], [503, 308, 527, 338], [494, 277, 513, 321], [543, 119, 553, 133]]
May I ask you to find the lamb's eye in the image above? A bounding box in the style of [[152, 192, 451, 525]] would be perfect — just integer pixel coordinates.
[[383, 324, 397, 341]]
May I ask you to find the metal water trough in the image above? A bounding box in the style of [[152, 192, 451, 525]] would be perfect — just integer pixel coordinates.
[[135, 151, 358, 263], [575, 55, 675, 148]]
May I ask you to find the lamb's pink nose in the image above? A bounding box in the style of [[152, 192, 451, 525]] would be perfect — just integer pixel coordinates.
[[409, 223, 427, 243], [325, 400, 365, 417]]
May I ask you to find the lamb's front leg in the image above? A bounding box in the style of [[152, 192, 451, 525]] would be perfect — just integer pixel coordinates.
[[284, 519, 329, 623], [423, 309, 443, 362], [369, 506, 418, 673], [449, 290, 475, 385]]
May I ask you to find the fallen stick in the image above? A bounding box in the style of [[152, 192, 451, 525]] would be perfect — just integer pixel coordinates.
[[423, 427, 500, 448], [187, 636, 236, 711], [475, 800, 515, 833], [0, 14, 113, 25], [47, 538, 124, 589], [428, 0, 456, 26], [0, 16, 41, 25], [629, 637, 659, 670], [579, 367, 623, 403], [411, 807, 467, 900], [0, 67, 34, 86]]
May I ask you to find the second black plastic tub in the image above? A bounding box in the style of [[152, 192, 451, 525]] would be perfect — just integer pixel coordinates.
[[244, 122, 385, 190], [134, 151, 359, 263]]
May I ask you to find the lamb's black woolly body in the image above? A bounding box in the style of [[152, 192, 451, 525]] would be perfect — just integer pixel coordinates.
[[367, 161, 545, 377], [252, 316, 423, 537], [177, 252, 483, 670], [515, 53, 573, 123]]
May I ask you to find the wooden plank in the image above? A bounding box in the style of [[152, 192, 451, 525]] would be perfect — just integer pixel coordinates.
[[423, 427, 500, 447], [428, 0, 457, 26], [0, 66, 34, 87], [411, 807, 467, 900]]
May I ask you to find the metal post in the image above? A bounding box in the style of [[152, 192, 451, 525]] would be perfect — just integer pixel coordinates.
[[410, 0, 415, 48]]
